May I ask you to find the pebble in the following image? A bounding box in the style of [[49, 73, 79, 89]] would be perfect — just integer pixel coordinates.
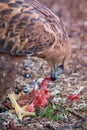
[[24, 65, 30, 71], [23, 81, 39, 93], [34, 83, 39, 90], [23, 84, 31, 93], [22, 73, 30, 78], [53, 97, 62, 102]]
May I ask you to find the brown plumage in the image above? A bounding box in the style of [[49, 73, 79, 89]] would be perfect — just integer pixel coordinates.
[[0, 0, 71, 119]]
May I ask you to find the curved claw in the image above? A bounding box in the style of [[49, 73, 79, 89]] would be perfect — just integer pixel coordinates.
[[8, 93, 35, 120]]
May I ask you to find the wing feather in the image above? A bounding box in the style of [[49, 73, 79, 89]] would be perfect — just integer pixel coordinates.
[[11, 22, 55, 55], [0, 0, 55, 55]]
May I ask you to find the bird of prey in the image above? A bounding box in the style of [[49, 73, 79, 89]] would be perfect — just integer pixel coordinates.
[[0, 0, 71, 119]]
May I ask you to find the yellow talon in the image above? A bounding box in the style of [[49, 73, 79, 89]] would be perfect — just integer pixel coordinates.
[[8, 93, 35, 120]]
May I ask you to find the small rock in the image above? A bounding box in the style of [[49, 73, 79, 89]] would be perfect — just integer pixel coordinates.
[[22, 73, 30, 78], [34, 83, 39, 90], [23, 84, 30, 93], [24, 65, 30, 71], [29, 81, 39, 90]]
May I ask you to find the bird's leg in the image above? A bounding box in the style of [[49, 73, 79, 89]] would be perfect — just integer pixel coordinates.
[[8, 93, 35, 120]]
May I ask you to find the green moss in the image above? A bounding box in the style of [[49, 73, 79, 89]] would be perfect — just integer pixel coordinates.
[[39, 104, 61, 121]]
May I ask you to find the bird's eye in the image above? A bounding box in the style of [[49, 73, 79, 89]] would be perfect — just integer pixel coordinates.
[[58, 64, 64, 70], [56, 64, 64, 76]]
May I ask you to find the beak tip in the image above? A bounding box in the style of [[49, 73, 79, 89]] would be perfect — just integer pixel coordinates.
[[51, 76, 58, 81]]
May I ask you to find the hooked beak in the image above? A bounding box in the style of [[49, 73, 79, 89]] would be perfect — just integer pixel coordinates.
[[51, 65, 64, 81]]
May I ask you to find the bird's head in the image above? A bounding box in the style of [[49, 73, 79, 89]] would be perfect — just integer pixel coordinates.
[[46, 40, 71, 81]]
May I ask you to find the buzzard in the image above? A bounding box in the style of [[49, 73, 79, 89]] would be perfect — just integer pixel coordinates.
[[0, 0, 71, 119]]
